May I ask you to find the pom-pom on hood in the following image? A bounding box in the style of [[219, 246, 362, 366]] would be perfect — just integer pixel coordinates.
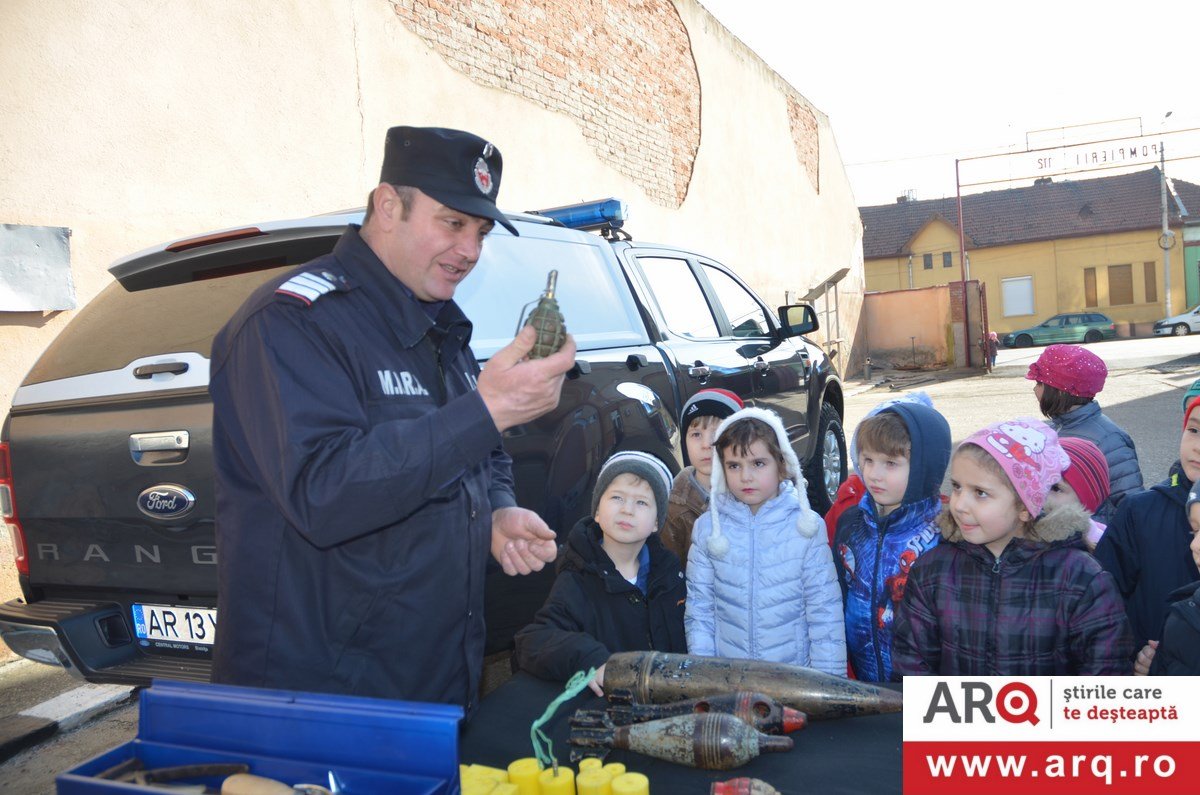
[[706, 407, 822, 558]]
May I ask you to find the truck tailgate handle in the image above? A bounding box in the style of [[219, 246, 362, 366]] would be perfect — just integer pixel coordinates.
[[130, 431, 190, 465], [753, 357, 771, 372], [687, 362, 711, 379], [134, 361, 189, 378]]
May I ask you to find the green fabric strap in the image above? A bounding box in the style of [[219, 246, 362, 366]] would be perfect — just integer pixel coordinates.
[[530, 667, 596, 770]]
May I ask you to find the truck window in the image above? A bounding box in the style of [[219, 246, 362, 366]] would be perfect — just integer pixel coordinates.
[[454, 232, 647, 359], [637, 256, 719, 339], [23, 267, 290, 384], [702, 264, 771, 337]]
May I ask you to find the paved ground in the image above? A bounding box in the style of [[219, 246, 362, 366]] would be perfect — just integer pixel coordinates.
[[840, 334, 1198, 487]]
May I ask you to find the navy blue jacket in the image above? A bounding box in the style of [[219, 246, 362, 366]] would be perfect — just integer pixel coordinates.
[[1094, 462, 1198, 657], [1149, 582, 1200, 675], [1051, 401, 1142, 524], [209, 226, 514, 713], [513, 518, 687, 682], [834, 402, 951, 681]]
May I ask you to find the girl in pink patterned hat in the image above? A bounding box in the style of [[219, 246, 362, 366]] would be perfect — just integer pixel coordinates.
[[890, 417, 1132, 676], [1027, 344, 1141, 524]]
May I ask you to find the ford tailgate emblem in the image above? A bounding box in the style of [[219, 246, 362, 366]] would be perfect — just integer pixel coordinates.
[[137, 484, 195, 520]]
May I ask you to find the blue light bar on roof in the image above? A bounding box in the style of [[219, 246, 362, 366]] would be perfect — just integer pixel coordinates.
[[535, 198, 628, 230]]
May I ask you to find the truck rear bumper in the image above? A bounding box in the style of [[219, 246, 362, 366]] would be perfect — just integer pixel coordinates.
[[0, 598, 210, 687]]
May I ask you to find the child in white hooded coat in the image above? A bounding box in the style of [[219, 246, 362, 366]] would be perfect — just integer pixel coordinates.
[[685, 407, 847, 675]]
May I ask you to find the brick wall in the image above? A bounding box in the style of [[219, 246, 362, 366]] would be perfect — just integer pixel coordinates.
[[390, 0, 701, 207], [787, 92, 820, 193]]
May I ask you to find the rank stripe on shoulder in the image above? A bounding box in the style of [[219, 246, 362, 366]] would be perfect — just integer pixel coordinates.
[[276, 272, 339, 305]]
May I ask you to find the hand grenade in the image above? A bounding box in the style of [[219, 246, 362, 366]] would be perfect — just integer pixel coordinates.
[[523, 270, 567, 359]]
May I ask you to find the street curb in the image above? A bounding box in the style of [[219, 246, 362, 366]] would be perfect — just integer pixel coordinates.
[[0, 714, 56, 763], [0, 683, 134, 764]]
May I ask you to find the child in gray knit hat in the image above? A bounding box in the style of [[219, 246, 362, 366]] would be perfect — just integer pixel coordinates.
[[685, 408, 846, 675], [514, 450, 687, 696]]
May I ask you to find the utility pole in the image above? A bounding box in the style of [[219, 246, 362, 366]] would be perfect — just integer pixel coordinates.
[[1161, 144, 1172, 318], [955, 158, 972, 368]]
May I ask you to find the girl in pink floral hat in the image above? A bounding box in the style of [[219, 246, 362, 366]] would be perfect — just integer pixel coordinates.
[[1026, 344, 1141, 523], [891, 417, 1132, 676]]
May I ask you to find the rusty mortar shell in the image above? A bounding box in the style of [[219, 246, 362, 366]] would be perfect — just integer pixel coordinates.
[[523, 269, 567, 359], [605, 690, 806, 734], [570, 711, 791, 770], [603, 651, 903, 721]]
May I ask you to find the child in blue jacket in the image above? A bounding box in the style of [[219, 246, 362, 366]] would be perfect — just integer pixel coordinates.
[[833, 402, 951, 681]]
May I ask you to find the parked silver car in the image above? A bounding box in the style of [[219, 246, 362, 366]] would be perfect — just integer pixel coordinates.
[[1153, 304, 1200, 336]]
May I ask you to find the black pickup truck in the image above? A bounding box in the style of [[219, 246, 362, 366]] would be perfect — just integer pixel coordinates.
[[0, 199, 846, 687]]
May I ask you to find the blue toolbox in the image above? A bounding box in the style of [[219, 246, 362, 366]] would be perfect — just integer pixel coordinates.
[[57, 679, 462, 794]]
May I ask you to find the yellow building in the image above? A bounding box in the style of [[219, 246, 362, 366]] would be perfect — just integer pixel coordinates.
[[860, 168, 1199, 334]]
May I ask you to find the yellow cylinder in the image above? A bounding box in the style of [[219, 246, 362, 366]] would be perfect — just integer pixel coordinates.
[[610, 772, 649, 795], [601, 764, 626, 779], [576, 769, 612, 795], [507, 758, 542, 795], [578, 758, 603, 774], [538, 766, 576, 795], [469, 764, 510, 783]]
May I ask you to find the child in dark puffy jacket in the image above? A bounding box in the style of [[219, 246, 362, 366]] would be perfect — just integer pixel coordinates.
[[1098, 396, 1200, 664], [892, 418, 1132, 677], [514, 451, 687, 697], [1026, 344, 1141, 523], [1156, 492, 1200, 674], [1138, 478, 1200, 676], [833, 402, 951, 682]]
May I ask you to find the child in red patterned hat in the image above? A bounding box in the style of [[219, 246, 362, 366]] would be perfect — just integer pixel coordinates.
[[1027, 344, 1141, 523], [1046, 437, 1110, 551]]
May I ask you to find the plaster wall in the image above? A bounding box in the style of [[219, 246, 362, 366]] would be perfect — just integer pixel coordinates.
[[863, 286, 952, 369], [0, 0, 864, 639]]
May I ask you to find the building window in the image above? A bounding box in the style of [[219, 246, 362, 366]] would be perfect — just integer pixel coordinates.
[[1108, 264, 1133, 305], [1084, 267, 1097, 307], [942, 251, 953, 268], [1001, 276, 1034, 317], [923, 253, 933, 270], [1144, 261, 1157, 304]]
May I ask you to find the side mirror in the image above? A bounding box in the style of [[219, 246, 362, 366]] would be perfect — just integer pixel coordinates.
[[777, 304, 818, 337]]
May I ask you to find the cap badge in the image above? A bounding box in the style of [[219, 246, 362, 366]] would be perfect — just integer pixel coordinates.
[[473, 157, 493, 195], [482, 142, 495, 158]]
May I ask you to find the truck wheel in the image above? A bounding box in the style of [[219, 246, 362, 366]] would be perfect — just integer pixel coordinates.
[[804, 403, 846, 514]]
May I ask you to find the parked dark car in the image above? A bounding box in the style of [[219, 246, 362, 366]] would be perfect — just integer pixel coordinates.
[[0, 199, 846, 687], [1002, 312, 1116, 348]]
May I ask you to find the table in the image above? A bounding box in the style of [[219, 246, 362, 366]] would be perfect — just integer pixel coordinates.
[[460, 673, 903, 795]]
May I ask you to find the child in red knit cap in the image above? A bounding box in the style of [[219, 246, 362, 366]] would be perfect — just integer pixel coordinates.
[[1046, 437, 1110, 551]]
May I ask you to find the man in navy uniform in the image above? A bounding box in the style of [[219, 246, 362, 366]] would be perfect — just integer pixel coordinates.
[[209, 126, 576, 714]]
